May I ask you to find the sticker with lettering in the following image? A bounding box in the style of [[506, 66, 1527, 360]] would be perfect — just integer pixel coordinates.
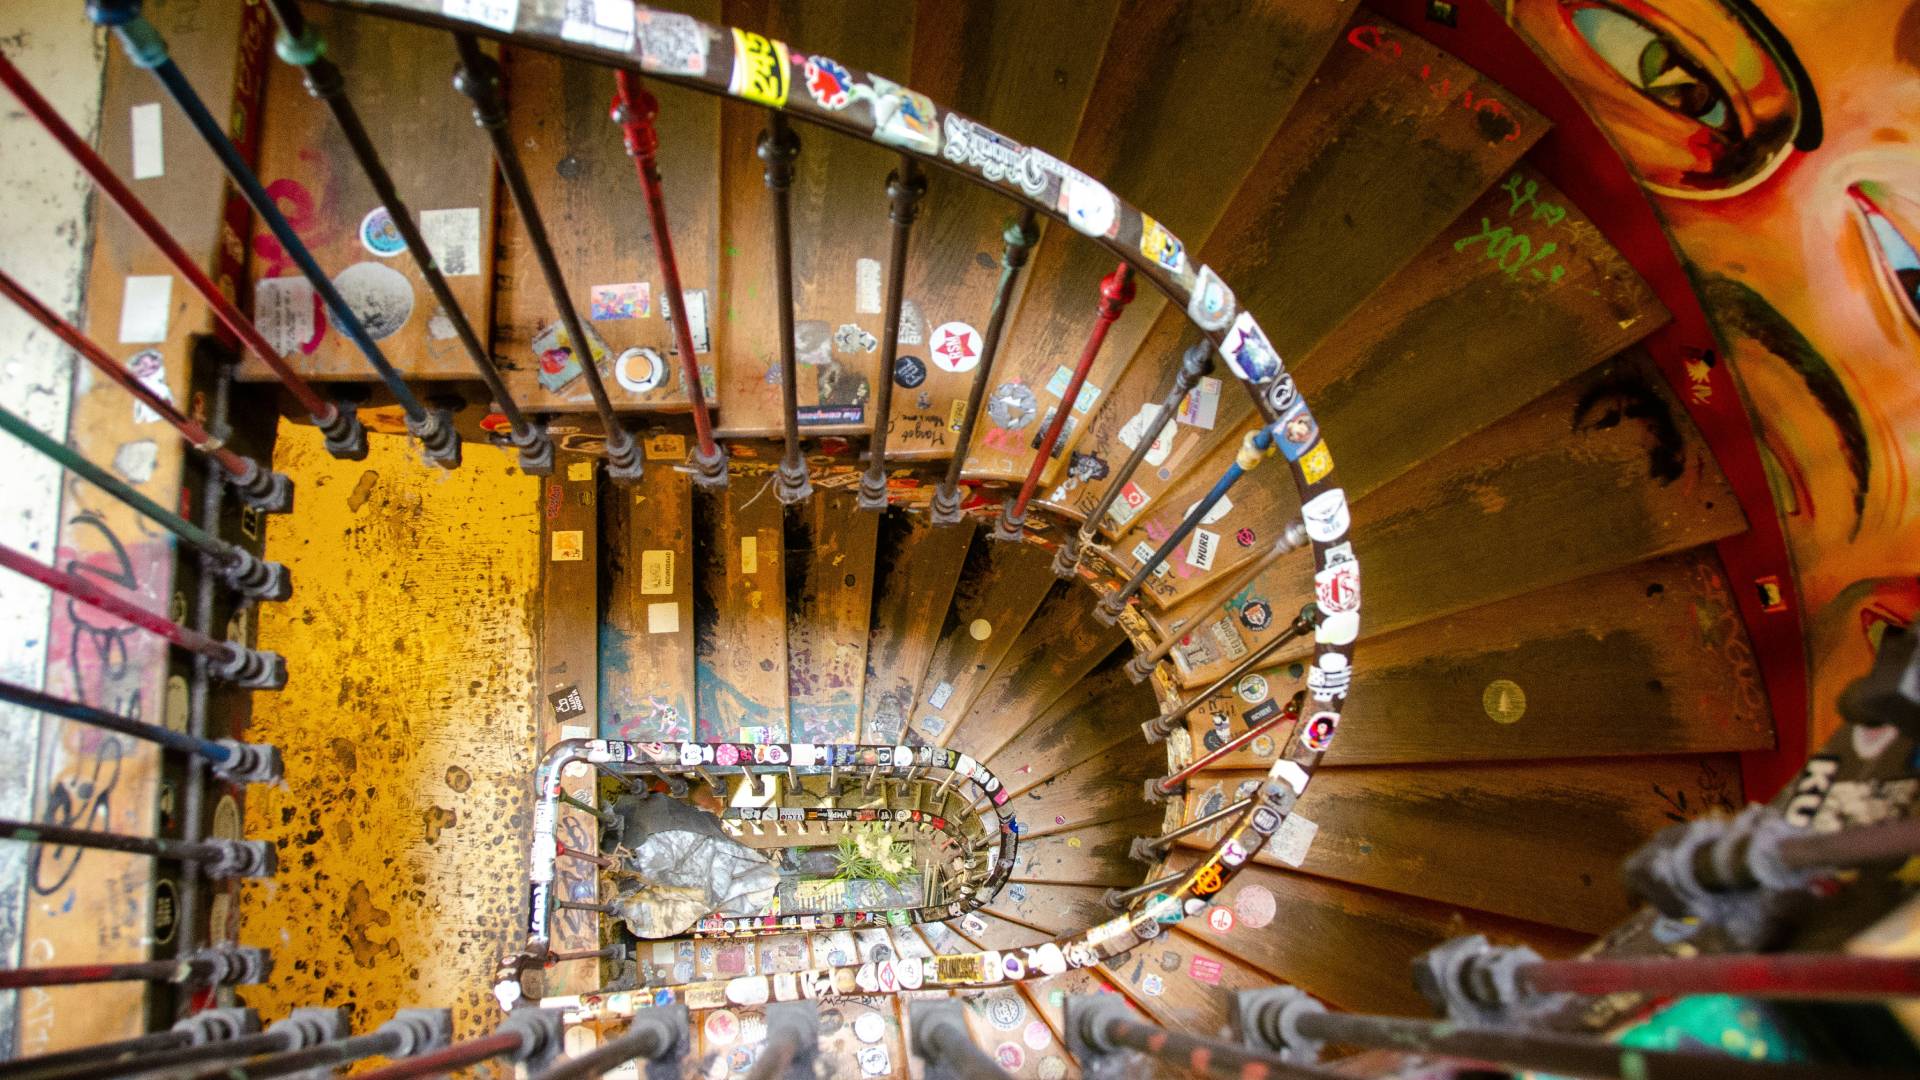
[[728, 29, 790, 107]]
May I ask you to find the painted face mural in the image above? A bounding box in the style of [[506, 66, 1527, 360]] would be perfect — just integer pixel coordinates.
[[1515, 0, 1920, 744]]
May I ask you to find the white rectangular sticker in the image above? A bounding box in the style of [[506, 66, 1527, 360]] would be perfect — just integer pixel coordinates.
[[855, 258, 882, 314], [1043, 365, 1100, 414], [1271, 813, 1318, 867], [442, 0, 520, 32], [118, 275, 172, 343], [559, 0, 634, 50], [741, 535, 759, 575], [551, 530, 584, 562], [1131, 541, 1170, 578], [1179, 376, 1222, 429], [130, 103, 164, 180], [420, 208, 482, 277], [662, 289, 711, 353], [647, 601, 680, 634], [641, 549, 674, 594], [253, 276, 314, 355], [1186, 528, 1218, 571], [927, 682, 953, 710]]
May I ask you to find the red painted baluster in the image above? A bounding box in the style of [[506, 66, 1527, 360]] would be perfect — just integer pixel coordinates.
[[611, 71, 728, 489], [995, 263, 1135, 540]]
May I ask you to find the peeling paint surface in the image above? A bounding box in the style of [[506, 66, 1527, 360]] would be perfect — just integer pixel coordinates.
[[237, 424, 538, 1041]]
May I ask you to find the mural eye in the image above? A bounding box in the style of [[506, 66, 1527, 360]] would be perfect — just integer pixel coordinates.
[[1540, 0, 1819, 199], [1847, 183, 1920, 333]]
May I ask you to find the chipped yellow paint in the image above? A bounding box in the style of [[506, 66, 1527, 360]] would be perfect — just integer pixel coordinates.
[[237, 423, 539, 1041]]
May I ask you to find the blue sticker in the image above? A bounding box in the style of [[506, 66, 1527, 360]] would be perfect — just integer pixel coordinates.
[[1275, 402, 1319, 462]]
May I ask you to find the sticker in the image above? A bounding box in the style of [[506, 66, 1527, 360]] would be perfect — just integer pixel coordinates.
[[254, 277, 315, 355], [960, 911, 988, 935], [130, 102, 164, 179], [1039, 1057, 1067, 1080], [1236, 673, 1268, 704], [1271, 813, 1318, 867], [1140, 973, 1164, 997], [119, 275, 173, 344], [1179, 376, 1221, 429], [1314, 562, 1360, 614], [641, 550, 675, 594], [1854, 723, 1899, 761], [549, 684, 587, 719], [797, 405, 863, 425], [1219, 311, 1282, 383], [1043, 366, 1100, 414], [1301, 710, 1339, 750], [928, 682, 954, 709], [333, 261, 414, 340], [1298, 441, 1334, 484], [1139, 214, 1186, 273], [1272, 760, 1309, 795], [1240, 600, 1272, 632], [949, 398, 967, 432], [728, 29, 790, 106], [1189, 955, 1224, 984], [1206, 904, 1236, 933], [859, 75, 938, 153], [804, 54, 854, 111], [1024, 1019, 1051, 1050], [661, 289, 711, 354], [1211, 616, 1248, 660], [1244, 699, 1280, 726], [534, 319, 611, 393], [125, 350, 173, 425], [968, 619, 992, 642], [1275, 404, 1319, 461], [1188, 265, 1235, 331], [551, 530, 584, 562], [987, 383, 1036, 429], [1109, 480, 1151, 525], [636, 8, 712, 76], [986, 996, 1024, 1030], [834, 323, 878, 354], [645, 433, 686, 460], [560, 0, 633, 50], [741, 536, 759, 575], [857, 1045, 891, 1076], [359, 207, 405, 257], [1308, 654, 1350, 702], [929, 321, 983, 373], [854, 256, 881, 311], [1235, 884, 1276, 929], [1250, 735, 1275, 757], [1131, 541, 1170, 579], [995, 1044, 1025, 1071], [442, 0, 519, 33], [428, 313, 456, 339], [647, 601, 679, 634], [1301, 489, 1350, 543], [893, 354, 927, 389], [1315, 610, 1359, 646], [591, 282, 650, 320], [1185, 529, 1219, 571], [1184, 493, 1234, 526], [1057, 171, 1117, 238], [853, 1011, 886, 1044], [1483, 679, 1525, 724], [113, 440, 157, 483], [704, 1009, 739, 1046], [614, 347, 667, 394], [724, 974, 770, 1006], [898, 299, 925, 345], [422, 205, 483, 272]]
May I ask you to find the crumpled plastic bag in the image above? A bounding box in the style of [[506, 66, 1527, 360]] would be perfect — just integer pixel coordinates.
[[606, 793, 777, 938]]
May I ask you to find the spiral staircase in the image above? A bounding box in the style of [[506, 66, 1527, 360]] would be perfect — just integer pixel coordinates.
[[4, 0, 1917, 1078]]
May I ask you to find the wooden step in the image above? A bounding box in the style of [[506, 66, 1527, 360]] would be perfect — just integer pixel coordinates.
[[692, 462, 789, 741], [862, 512, 974, 743], [983, 661, 1158, 796], [944, 584, 1126, 761], [241, 5, 499, 381], [600, 443, 697, 740], [1104, 927, 1273, 1035], [1165, 852, 1588, 1016], [1177, 547, 1775, 766], [493, 6, 723, 413], [984, 881, 1113, 939], [1010, 811, 1163, 887], [917, 536, 1057, 744], [1004, 737, 1164, 839], [963, 0, 1353, 482], [1178, 755, 1742, 933], [783, 484, 880, 743]]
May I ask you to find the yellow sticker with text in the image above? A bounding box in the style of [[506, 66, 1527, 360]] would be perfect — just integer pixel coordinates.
[[1298, 440, 1333, 484], [729, 29, 790, 107], [551, 530, 584, 562]]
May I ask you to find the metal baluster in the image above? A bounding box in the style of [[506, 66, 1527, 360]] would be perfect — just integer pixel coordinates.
[[0, 51, 364, 464], [0, 679, 279, 783], [857, 157, 928, 511], [758, 111, 810, 504], [996, 264, 1135, 541], [1068, 995, 1340, 1080], [0, 1029, 197, 1080], [525, 1005, 685, 1080], [545, 943, 627, 965], [347, 1012, 563, 1080], [1104, 868, 1184, 910], [168, 1010, 453, 1080], [86, 0, 459, 467], [610, 69, 725, 488], [0, 270, 294, 512], [1124, 522, 1308, 682], [1054, 340, 1213, 576], [1149, 696, 1300, 799], [1528, 953, 1920, 1000], [0, 404, 289, 601], [743, 1002, 818, 1080], [554, 842, 617, 868], [0, 818, 273, 878], [930, 211, 1037, 525], [910, 999, 1013, 1080], [0, 545, 285, 689], [1094, 425, 1275, 625], [0, 945, 268, 990], [261, 0, 553, 475], [23, 1009, 344, 1080], [1143, 604, 1319, 742], [451, 34, 644, 482], [1130, 796, 1254, 863]]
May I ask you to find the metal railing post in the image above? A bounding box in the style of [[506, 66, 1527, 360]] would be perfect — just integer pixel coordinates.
[[929, 211, 1037, 525], [857, 157, 928, 512]]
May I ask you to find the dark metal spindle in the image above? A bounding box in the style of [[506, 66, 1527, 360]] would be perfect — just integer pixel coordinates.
[[1124, 521, 1308, 682], [526, 1009, 680, 1080], [857, 157, 928, 512], [1106, 867, 1185, 910], [1523, 953, 1920, 1000], [930, 210, 1037, 526], [758, 111, 810, 504], [610, 69, 724, 487], [0, 818, 273, 877], [909, 1000, 1012, 1080], [1071, 997, 1339, 1080], [0, 50, 363, 466], [0, 545, 285, 689], [346, 1032, 526, 1080], [0, 270, 294, 512], [86, 0, 459, 467], [996, 263, 1135, 540], [1053, 341, 1214, 576], [1153, 697, 1300, 797], [261, 0, 551, 475], [0, 679, 280, 782], [19, 1009, 344, 1080], [172, 1009, 452, 1080], [1135, 796, 1254, 860], [0, 1029, 194, 1080], [1144, 605, 1319, 742], [0, 946, 268, 991], [0, 404, 289, 601]]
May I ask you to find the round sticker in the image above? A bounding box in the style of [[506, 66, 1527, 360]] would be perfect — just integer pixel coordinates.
[[1235, 884, 1276, 929], [1484, 679, 1526, 724], [1235, 527, 1257, 547], [853, 1011, 887, 1044], [995, 1043, 1025, 1071], [1140, 973, 1164, 997], [1235, 673, 1269, 704], [969, 619, 992, 641], [857, 1045, 890, 1076], [928, 321, 983, 373], [359, 206, 405, 256], [1250, 735, 1275, 757], [703, 1009, 739, 1046], [986, 996, 1024, 1030], [1202, 728, 1225, 752], [986, 383, 1036, 429], [893, 354, 927, 388], [1039, 1056, 1068, 1080], [803, 55, 853, 110], [331, 261, 414, 340], [1058, 172, 1116, 237], [615, 346, 667, 393], [1025, 1019, 1052, 1050], [1240, 600, 1272, 631], [1207, 906, 1235, 933]]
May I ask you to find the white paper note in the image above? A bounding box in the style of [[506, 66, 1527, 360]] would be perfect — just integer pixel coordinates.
[[130, 103, 164, 180], [118, 275, 172, 343]]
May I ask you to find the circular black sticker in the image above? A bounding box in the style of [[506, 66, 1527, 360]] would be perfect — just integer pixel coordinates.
[[1240, 599, 1272, 631], [893, 354, 927, 389]]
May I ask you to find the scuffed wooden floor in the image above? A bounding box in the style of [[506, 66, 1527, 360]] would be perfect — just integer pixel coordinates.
[[237, 422, 539, 1041]]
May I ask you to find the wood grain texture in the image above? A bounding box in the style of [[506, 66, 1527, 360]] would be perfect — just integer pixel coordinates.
[[1181, 756, 1742, 933], [242, 6, 497, 380], [1165, 852, 1589, 1016], [783, 485, 878, 743], [599, 450, 697, 741], [1011, 810, 1162, 887], [983, 660, 1158, 798], [984, 882, 1112, 938], [965, 0, 1353, 483], [692, 467, 788, 741], [862, 512, 974, 744], [917, 536, 1057, 745], [493, 3, 722, 412], [1101, 925, 1271, 1034], [1007, 735, 1163, 840], [945, 583, 1125, 761]]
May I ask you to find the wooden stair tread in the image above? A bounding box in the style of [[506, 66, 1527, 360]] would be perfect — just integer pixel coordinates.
[[784, 484, 880, 743], [600, 451, 697, 740], [984, 660, 1160, 797], [862, 512, 974, 744], [946, 584, 1126, 761], [1009, 812, 1163, 887], [916, 536, 1056, 745], [693, 462, 790, 740], [1001, 736, 1164, 840]]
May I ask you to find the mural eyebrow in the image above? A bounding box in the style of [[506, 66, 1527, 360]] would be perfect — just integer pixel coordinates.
[[1726, 0, 1824, 150]]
